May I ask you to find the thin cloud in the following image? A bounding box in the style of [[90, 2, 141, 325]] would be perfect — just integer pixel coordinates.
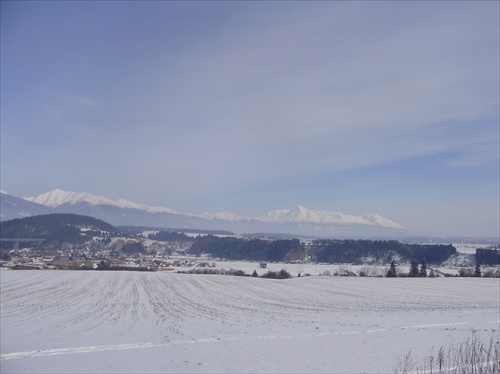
[[1, 1, 498, 236]]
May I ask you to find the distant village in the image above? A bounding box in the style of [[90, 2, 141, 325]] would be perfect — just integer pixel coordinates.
[[0, 233, 203, 271], [1, 245, 212, 272], [0, 231, 276, 272]]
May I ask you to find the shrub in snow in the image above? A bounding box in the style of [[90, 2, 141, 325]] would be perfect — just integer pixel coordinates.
[[226, 268, 248, 277], [482, 268, 500, 278], [261, 269, 292, 279], [359, 266, 386, 277], [177, 267, 249, 276], [386, 261, 397, 277], [419, 261, 427, 277], [459, 268, 475, 277], [474, 264, 482, 277], [393, 330, 499, 374], [409, 261, 420, 277]]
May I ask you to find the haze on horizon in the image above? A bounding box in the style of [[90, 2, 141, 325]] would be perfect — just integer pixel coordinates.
[[1, 1, 498, 238]]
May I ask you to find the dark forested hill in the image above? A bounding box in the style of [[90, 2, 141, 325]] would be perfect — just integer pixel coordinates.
[[311, 239, 456, 264], [187, 235, 456, 264], [0, 214, 119, 248], [189, 236, 302, 261]]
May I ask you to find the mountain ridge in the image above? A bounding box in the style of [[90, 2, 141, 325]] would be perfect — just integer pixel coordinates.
[[2, 189, 410, 238], [25, 189, 179, 215], [24, 189, 404, 228]]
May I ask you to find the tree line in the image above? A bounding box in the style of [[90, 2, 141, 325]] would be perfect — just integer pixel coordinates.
[[475, 248, 499, 265], [147, 231, 192, 242], [187, 236, 457, 265], [188, 236, 302, 262], [311, 239, 456, 264]]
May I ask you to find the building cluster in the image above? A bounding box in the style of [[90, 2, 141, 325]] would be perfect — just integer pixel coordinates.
[[0, 243, 209, 272]]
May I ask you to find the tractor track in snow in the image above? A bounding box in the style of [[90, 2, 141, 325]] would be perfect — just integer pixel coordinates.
[[2, 320, 498, 361]]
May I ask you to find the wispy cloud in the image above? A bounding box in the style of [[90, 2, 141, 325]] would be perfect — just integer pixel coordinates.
[[1, 0, 498, 236], [135, 1, 497, 177]]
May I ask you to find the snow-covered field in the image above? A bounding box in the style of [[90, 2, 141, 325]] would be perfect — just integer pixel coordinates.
[[168, 258, 485, 277], [1, 269, 498, 373]]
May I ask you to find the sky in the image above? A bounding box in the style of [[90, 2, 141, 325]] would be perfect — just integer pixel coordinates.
[[1, 1, 499, 238]]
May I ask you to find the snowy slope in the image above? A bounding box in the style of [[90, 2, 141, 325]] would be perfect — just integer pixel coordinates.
[[1, 270, 498, 373], [258, 205, 365, 224], [363, 213, 405, 229], [25, 189, 179, 214], [0, 190, 52, 221], [198, 211, 246, 221], [258, 205, 404, 228]]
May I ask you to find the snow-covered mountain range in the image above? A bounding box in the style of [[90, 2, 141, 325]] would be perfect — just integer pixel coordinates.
[[1, 189, 408, 238], [25, 189, 179, 215], [256, 205, 403, 229]]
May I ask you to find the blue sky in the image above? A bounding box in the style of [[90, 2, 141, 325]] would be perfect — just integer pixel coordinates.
[[1, 1, 498, 237]]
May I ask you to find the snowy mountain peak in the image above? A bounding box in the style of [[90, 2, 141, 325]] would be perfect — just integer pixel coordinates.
[[25, 189, 179, 215], [18, 189, 405, 231], [257, 206, 403, 228], [26, 189, 112, 208], [198, 211, 244, 222], [363, 214, 405, 229]]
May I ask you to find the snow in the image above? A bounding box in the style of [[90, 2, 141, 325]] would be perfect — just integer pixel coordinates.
[[1, 269, 498, 373], [25, 189, 179, 215], [198, 211, 245, 221], [25, 189, 113, 207], [363, 213, 405, 229], [171, 259, 488, 277], [256, 205, 403, 228], [454, 242, 491, 255]]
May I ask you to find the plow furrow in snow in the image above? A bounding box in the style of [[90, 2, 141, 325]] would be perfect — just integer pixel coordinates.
[[2, 320, 498, 361]]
